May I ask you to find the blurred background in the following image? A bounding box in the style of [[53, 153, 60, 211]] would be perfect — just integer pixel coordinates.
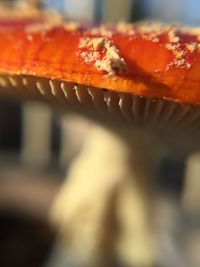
[[0, 1, 200, 267]]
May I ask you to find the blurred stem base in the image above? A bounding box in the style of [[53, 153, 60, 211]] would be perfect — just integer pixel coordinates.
[[50, 123, 156, 267]]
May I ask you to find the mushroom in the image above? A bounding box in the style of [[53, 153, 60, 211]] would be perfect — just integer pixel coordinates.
[[0, 4, 200, 267]]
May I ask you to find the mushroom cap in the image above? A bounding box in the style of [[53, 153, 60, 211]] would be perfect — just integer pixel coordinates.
[[0, 13, 200, 104], [0, 6, 200, 131]]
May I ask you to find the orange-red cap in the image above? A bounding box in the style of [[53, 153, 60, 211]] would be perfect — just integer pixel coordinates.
[[0, 8, 200, 105]]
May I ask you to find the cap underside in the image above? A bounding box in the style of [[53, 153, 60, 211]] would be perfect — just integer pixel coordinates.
[[0, 74, 200, 130]]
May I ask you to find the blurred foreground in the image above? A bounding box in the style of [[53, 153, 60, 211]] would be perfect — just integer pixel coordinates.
[[0, 107, 200, 267]]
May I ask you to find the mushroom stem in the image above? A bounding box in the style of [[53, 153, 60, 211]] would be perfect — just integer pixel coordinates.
[[182, 152, 200, 215], [50, 123, 156, 267]]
